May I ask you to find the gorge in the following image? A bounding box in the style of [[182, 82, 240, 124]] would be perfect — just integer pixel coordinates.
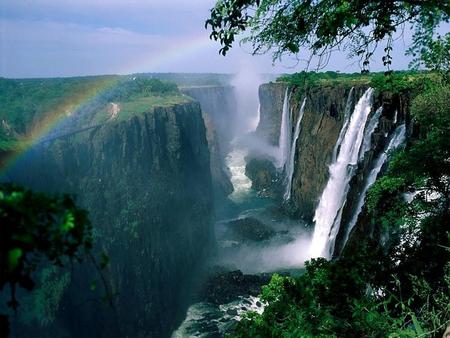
[[0, 72, 426, 337]]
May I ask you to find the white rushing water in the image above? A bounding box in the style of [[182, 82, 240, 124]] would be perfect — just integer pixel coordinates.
[[172, 295, 265, 338], [284, 98, 306, 201], [358, 106, 383, 161], [278, 87, 291, 168], [342, 124, 406, 247], [332, 87, 354, 162], [251, 103, 261, 133], [226, 144, 252, 202], [310, 88, 374, 258]]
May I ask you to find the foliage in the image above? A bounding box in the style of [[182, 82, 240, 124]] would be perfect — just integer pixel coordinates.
[[408, 31, 450, 81], [0, 76, 183, 151], [232, 83, 450, 337], [277, 70, 431, 95], [278, 71, 370, 89], [206, 0, 449, 71], [135, 72, 233, 87], [0, 184, 93, 336]]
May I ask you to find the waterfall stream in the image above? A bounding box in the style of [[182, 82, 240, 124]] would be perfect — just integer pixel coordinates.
[[278, 87, 291, 168], [310, 88, 374, 258], [358, 106, 383, 161], [342, 124, 406, 246], [332, 87, 354, 162], [284, 98, 306, 201]]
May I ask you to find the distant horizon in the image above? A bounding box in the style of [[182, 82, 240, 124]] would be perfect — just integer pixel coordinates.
[[1, 69, 421, 80]]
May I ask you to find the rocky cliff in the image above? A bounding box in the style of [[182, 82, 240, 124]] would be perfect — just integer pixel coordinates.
[[336, 91, 411, 256], [6, 101, 214, 337], [181, 86, 235, 203], [287, 85, 368, 220], [256, 82, 288, 146], [251, 81, 410, 257]]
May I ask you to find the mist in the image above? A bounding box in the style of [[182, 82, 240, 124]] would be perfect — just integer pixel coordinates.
[[218, 233, 312, 274], [231, 63, 263, 136]]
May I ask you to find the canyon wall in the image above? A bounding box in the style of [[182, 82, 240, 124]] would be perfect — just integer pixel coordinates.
[[181, 86, 235, 202], [6, 102, 214, 337], [251, 81, 410, 256]]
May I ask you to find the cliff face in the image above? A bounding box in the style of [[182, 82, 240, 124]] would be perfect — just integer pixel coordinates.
[[181, 86, 237, 149], [336, 92, 411, 256], [253, 82, 408, 256], [251, 83, 365, 217], [7, 102, 214, 337], [181, 86, 235, 202], [256, 82, 288, 146], [287, 85, 364, 219]]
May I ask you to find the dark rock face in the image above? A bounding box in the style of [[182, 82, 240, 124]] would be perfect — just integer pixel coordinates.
[[223, 217, 276, 243], [181, 86, 237, 149], [288, 86, 366, 220], [335, 91, 411, 257], [251, 83, 366, 219], [245, 157, 280, 198], [256, 82, 288, 146], [7, 102, 214, 337], [203, 113, 234, 201], [181, 86, 236, 203], [202, 270, 271, 305], [252, 82, 411, 257]]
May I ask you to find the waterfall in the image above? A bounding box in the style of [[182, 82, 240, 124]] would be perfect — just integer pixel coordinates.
[[332, 87, 354, 162], [251, 103, 261, 133], [284, 98, 306, 201], [358, 107, 383, 161], [342, 124, 406, 247], [278, 87, 291, 168], [309, 88, 374, 258]]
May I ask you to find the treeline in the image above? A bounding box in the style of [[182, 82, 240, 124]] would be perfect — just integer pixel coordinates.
[[0, 76, 180, 150]]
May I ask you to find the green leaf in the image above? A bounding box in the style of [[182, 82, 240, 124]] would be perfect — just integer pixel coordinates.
[[62, 212, 75, 231], [411, 313, 424, 336], [8, 248, 23, 270]]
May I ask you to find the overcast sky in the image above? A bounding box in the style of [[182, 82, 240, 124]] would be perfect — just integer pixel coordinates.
[[0, 0, 420, 78]]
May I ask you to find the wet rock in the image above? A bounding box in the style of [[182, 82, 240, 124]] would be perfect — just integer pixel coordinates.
[[226, 309, 238, 316], [245, 157, 281, 198], [202, 270, 271, 305], [223, 217, 276, 243]]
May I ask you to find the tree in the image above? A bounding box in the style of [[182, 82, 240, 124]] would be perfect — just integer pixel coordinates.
[[0, 184, 93, 337], [206, 0, 450, 71]]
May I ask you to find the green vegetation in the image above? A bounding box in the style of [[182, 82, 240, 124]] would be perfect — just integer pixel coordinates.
[[88, 78, 189, 123], [0, 76, 187, 151], [277, 70, 437, 95], [207, 0, 449, 72], [112, 95, 190, 122], [0, 184, 93, 337], [136, 72, 233, 87]]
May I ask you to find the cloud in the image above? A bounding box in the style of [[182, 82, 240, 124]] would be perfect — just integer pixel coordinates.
[[0, 0, 427, 78], [0, 0, 215, 34], [0, 18, 285, 77]]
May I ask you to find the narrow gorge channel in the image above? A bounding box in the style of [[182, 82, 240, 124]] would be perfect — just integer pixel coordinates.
[[173, 76, 408, 337]]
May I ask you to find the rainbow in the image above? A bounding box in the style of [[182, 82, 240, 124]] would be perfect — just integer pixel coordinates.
[[0, 33, 216, 175]]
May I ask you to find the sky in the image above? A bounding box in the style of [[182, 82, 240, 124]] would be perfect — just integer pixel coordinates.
[[0, 0, 420, 78]]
